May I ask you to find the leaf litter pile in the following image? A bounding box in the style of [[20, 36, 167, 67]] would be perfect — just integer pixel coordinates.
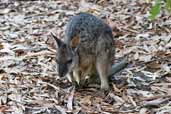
[[0, 0, 171, 114]]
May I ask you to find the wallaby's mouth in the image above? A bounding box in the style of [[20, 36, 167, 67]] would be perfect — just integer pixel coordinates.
[[57, 63, 69, 77], [58, 72, 66, 77]]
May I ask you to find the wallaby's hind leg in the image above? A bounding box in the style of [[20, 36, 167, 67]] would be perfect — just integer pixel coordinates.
[[96, 59, 110, 90]]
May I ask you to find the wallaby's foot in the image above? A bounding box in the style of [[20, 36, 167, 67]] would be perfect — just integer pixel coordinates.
[[99, 75, 110, 91], [101, 83, 110, 91], [94, 88, 110, 98], [99, 81, 110, 97]]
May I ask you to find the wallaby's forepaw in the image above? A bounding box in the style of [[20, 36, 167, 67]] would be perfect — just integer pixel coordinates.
[[75, 78, 89, 90]]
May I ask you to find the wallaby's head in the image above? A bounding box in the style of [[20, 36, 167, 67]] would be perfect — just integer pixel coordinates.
[[51, 33, 78, 77]]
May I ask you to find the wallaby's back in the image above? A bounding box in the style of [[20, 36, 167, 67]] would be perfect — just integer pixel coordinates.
[[65, 13, 113, 46]]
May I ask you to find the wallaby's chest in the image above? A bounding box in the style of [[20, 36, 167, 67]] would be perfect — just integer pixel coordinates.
[[78, 53, 97, 76]]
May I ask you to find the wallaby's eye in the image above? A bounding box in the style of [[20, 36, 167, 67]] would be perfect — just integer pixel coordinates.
[[67, 59, 72, 64]]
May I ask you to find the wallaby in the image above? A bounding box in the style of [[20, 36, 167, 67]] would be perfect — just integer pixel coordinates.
[[51, 12, 115, 90]]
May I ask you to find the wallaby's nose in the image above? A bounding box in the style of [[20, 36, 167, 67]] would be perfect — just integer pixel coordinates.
[[58, 68, 64, 77], [58, 64, 67, 77], [58, 70, 65, 77]]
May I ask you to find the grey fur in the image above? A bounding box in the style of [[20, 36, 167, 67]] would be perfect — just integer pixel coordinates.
[[52, 12, 115, 90]]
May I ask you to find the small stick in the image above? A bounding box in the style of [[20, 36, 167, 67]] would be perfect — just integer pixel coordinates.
[[140, 95, 171, 101]]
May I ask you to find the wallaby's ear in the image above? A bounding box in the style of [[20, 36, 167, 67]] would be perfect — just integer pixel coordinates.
[[71, 35, 80, 48], [51, 32, 63, 47]]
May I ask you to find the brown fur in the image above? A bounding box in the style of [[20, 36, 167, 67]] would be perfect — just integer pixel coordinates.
[[70, 35, 80, 48], [51, 13, 115, 90]]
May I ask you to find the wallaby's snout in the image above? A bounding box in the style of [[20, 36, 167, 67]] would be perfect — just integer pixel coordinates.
[[58, 63, 68, 77]]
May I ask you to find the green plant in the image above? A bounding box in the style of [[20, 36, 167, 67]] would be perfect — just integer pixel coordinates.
[[149, 0, 171, 20], [166, 0, 171, 11]]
